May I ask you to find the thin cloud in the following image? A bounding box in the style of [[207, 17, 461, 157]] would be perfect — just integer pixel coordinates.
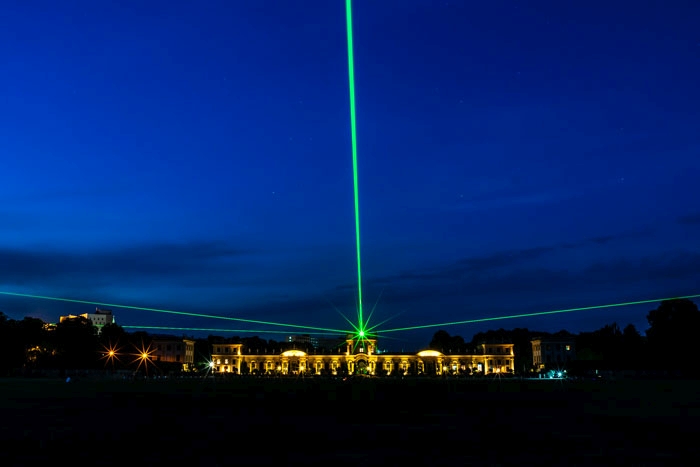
[[446, 190, 570, 212], [337, 232, 692, 309], [0, 241, 253, 287], [334, 245, 557, 291], [344, 231, 650, 290], [0, 186, 125, 205], [455, 246, 555, 271], [678, 213, 700, 226], [561, 232, 646, 249], [352, 250, 700, 318], [589, 235, 620, 245], [0, 211, 33, 230]]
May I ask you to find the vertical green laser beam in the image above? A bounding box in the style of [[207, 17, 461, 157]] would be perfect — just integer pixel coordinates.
[[346, 0, 364, 332]]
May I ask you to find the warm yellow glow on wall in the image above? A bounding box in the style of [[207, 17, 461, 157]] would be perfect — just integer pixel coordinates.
[[208, 339, 515, 376]]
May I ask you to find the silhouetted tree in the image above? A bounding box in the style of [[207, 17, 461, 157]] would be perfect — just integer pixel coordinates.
[[597, 323, 623, 366], [429, 330, 451, 351], [242, 336, 267, 354], [53, 316, 99, 370], [100, 323, 128, 347], [646, 299, 700, 372], [429, 330, 466, 353], [0, 315, 54, 373], [621, 324, 646, 369], [570, 329, 603, 376], [268, 339, 283, 353], [573, 322, 652, 373], [575, 323, 622, 371], [17, 317, 53, 371], [471, 328, 511, 345], [0, 312, 19, 375], [193, 338, 212, 369]]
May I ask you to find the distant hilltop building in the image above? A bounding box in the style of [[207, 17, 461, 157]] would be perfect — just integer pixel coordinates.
[[59, 307, 115, 334]]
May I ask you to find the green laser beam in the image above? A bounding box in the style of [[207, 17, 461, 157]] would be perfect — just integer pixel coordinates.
[[123, 325, 347, 335], [336, 307, 359, 332], [0, 291, 348, 334], [352, 289, 361, 332], [366, 312, 402, 334], [365, 308, 403, 334], [346, 0, 364, 333], [376, 294, 700, 333], [325, 299, 359, 334], [364, 288, 384, 332]]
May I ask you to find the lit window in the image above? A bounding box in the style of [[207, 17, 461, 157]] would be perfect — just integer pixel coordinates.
[[566, 345, 571, 351]]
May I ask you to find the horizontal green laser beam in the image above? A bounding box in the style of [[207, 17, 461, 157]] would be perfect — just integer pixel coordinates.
[[123, 325, 348, 335], [376, 293, 700, 333], [0, 291, 348, 334]]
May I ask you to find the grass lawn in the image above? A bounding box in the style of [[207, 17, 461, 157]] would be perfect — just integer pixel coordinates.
[[1, 376, 698, 465]]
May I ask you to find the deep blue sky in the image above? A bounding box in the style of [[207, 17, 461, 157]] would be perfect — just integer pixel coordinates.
[[1, 0, 699, 350]]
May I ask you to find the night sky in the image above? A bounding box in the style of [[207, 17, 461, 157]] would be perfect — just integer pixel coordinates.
[[2, 1, 699, 350]]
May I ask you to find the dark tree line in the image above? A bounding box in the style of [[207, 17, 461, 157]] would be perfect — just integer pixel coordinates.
[[0, 310, 352, 376], [573, 299, 698, 375], [202, 334, 346, 357], [425, 298, 700, 376], [0, 313, 193, 376], [427, 326, 545, 373], [573, 323, 645, 372], [1, 298, 698, 376]]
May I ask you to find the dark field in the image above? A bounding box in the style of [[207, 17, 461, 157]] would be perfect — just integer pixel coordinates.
[[1, 376, 699, 466]]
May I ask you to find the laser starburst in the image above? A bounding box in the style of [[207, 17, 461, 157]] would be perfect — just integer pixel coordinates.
[[131, 341, 156, 376], [201, 358, 216, 378], [100, 341, 123, 368]]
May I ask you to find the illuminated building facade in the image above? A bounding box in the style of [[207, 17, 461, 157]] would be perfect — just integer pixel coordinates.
[[151, 336, 196, 371], [211, 336, 514, 376], [59, 307, 115, 334], [531, 334, 576, 370]]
